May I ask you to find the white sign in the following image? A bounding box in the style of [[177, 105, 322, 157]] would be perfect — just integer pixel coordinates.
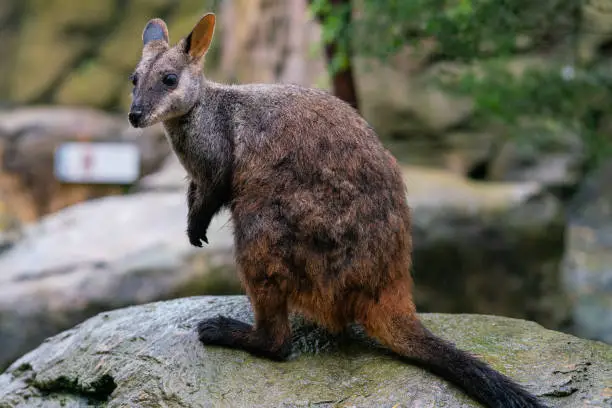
[[54, 142, 141, 184]]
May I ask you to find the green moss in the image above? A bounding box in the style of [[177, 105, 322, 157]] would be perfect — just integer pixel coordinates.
[[32, 373, 116, 403]]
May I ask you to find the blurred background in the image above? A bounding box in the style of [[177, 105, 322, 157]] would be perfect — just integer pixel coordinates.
[[0, 0, 611, 372]]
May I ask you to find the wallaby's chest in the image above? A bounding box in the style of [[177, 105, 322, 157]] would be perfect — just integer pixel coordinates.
[[170, 137, 206, 179], [173, 144, 199, 178], [161, 127, 198, 176], [163, 123, 226, 182]]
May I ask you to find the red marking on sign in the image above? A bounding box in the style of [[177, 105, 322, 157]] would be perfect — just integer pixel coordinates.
[[83, 144, 93, 176]]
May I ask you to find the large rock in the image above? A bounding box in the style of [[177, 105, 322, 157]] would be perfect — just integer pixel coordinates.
[[0, 191, 240, 372], [0, 106, 170, 222], [1, 296, 610, 407], [562, 159, 612, 344], [0, 164, 569, 371], [355, 55, 474, 141]]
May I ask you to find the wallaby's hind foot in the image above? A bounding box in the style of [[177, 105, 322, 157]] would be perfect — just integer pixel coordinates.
[[198, 275, 293, 362], [197, 316, 292, 361]]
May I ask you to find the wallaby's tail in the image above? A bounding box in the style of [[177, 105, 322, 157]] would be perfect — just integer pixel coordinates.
[[398, 321, 547, 407], [361, 296, 548, 407]]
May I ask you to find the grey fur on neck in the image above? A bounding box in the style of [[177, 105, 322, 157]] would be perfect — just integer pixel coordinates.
[[161, 80, 232, 183]]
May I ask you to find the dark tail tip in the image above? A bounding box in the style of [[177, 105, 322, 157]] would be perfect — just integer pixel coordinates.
[[403, 327, 549, 408]]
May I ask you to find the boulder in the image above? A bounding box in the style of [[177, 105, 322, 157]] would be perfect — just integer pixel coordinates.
[[0, 191, 240, 371], [562, 159, 612, 344], [0, 106, 170, 222], [1, 296, 610, 407], [0, 164, 570, 371]]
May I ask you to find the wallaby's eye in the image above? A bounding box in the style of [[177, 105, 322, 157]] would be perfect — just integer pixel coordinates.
[[130, 73, 138, 87], [162, 73, 178, 88]]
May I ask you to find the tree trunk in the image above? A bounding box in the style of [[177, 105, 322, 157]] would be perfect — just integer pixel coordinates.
[[311, 0, 359, 111]]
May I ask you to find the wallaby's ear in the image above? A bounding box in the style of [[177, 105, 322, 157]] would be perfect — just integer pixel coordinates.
[[184, 13, 216, 59], [143, 18, 169, 46]]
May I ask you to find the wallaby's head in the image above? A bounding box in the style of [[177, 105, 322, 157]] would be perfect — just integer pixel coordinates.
[[128, 13, 216, 128]]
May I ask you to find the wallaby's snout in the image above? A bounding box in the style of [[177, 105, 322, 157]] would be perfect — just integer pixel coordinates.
[[127, 14, 217, 129], [128, 104, 144, 128]]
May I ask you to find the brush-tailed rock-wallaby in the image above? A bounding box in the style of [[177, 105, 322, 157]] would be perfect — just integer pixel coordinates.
[[128, 12, 548, 408]]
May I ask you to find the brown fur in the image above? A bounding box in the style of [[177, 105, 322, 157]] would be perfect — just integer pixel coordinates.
[[128, 12, 548, 408]]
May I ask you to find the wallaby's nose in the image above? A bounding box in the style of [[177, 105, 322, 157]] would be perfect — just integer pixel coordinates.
[[128, 110, 143, 127]]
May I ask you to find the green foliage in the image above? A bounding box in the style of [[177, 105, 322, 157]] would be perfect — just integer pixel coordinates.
[[309, 0, 612, 168], [446, 61, 612, 166], [309, 0, 353, 74], [450, 63, 598, 124], [311, 0, 580, 64]]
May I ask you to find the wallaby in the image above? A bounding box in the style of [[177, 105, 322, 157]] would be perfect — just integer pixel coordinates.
[[128, 12, 548, 408]]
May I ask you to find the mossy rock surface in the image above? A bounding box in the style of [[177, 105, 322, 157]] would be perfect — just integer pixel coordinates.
[[1, 296, 610, 407]]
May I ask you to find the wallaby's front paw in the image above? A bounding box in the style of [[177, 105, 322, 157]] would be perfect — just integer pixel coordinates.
[[187, 226, 208, 247]]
